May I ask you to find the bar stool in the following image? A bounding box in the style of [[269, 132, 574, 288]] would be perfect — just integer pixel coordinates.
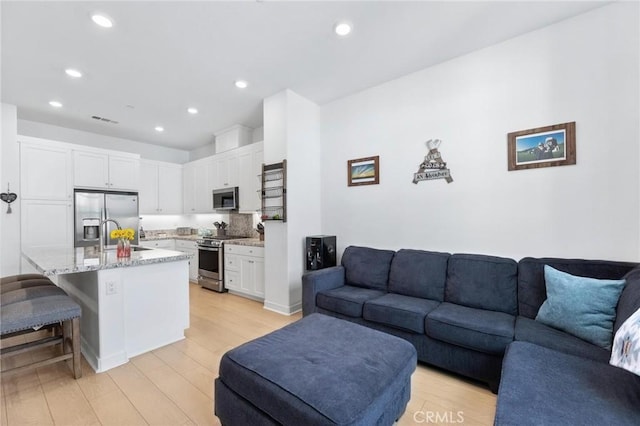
[[1, 276, 82, 378]]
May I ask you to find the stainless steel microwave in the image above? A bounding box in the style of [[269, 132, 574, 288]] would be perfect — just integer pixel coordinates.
[[212, 187, 239, 211]]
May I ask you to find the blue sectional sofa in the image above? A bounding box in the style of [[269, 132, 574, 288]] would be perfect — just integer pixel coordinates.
[[302, 246, 640, 410]]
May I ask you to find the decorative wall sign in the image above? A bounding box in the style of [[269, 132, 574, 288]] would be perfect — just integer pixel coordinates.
[[413, 139, 453, 184], [348, 155, 379, 186], [0, 183, 17, 214], [508, 122, 576, 171]]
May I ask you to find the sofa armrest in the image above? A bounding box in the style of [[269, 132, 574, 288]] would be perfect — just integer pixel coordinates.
[[302, 266, 346, 316]]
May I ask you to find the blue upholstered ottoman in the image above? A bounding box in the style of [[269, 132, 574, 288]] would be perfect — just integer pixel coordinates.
[[215, 313, 417, 426]]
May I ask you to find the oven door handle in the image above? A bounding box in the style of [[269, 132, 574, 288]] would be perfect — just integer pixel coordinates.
[[198, 246, 220, 252]]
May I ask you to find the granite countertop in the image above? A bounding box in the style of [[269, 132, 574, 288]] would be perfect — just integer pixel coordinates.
[[224, 238, 264, 248], [22, 246, 193, 277], [141, 234, 201, 242], [139, 234, 264, 247]]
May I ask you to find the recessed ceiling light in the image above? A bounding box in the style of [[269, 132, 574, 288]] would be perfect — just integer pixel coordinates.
[[187, 107, 198, 114], [65, 68, 83, 78], [235, 80, 248, 89], [155, 126, 164, 132], [91, 14, 113, 28], [49, 101, 63, 108], [334, 21, 352, 37]]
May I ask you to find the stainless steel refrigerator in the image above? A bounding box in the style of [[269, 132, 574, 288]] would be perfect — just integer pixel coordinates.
[[74, 189, 139, 248]]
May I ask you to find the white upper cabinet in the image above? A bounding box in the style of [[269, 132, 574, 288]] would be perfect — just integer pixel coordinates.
[[195, 157, 213, 212], [140, 160, 183, 214], [139, 160, 159, 213], [183, 162, 197, 213], [108, 155, 140, 190], [73, 150, 108, 189], [20, 138, 73, 200], [73, 149, 140, 191], [183, 157, 213, 214], [213, 151, 239, 189], [157, 162, 183, 214], [238, 142, 263, 214], [183, 141, 262, 214], [215, 125, 252, 154]]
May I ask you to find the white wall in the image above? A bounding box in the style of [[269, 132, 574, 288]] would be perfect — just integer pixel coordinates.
[[320, 3, 639, 262], [18, 119, 190, 163], [1, 103, 20, 276], [263, 90, 321, 314], [188, 143, 215, 162]]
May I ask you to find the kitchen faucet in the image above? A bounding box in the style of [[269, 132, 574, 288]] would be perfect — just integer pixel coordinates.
[[98, 218, 121, 251]]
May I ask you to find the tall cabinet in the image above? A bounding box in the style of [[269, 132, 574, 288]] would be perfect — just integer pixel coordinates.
[[19, 137, 74, 250]]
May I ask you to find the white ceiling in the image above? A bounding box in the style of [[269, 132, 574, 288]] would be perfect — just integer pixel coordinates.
[[1, 1, 608, 151]]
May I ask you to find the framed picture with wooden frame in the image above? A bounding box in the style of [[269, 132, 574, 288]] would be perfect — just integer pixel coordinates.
[[508, 122, 576, 171], [348, 155, 380, 186]]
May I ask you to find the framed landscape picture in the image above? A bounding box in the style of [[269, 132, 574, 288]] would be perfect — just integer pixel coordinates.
[[348, 155, 379, 186], [508, 122, 576, 171]]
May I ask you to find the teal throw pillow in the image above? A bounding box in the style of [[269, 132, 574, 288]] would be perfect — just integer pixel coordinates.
[[535, 265, 626, 350]]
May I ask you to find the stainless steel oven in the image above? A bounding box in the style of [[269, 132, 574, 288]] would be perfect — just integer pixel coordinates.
[[196, 238, 227, 292]]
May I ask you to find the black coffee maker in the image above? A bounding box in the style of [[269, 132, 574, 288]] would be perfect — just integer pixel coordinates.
[[305, 235, 336, 271]]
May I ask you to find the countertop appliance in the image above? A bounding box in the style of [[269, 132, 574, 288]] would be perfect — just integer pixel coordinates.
[[305, 235, 336, 271], [196, 235, 244, 292], [74, 189, 139, 248], [212, 187, 239, 211]]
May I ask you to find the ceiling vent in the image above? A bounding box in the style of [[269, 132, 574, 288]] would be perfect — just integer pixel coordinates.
[[91, 115, 119, 124]]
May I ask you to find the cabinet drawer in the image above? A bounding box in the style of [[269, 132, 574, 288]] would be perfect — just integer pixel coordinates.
[[225, 271, 239, 290], [175, 240, 197, 250], [225, 244, 264, 257], [225, 254, 240, 271], [140, 239, 174, 250]]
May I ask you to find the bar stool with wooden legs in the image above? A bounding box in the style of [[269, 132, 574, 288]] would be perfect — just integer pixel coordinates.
[[1, 278, 82, 378]]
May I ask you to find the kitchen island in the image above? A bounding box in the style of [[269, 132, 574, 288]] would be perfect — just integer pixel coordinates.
[[22, 246, 192, 373]]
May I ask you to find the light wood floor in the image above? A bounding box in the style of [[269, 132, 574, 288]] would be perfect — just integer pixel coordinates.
[[1, 283, 496, 425]]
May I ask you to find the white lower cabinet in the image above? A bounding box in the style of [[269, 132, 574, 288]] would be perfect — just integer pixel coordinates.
[[139, 239, 175, 250], [175, 240, 198, 282], [224, 244, 264, 300]]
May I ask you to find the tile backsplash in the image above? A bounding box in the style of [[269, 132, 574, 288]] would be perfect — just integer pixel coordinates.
[[140, 212, 259, 237]]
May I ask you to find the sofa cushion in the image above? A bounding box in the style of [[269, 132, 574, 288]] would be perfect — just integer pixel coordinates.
[[615, 266, 640, 334], [610, 307, 640, 376], [388, 249, 449, 301], [518, 257, 637, 319], [445, 254, 518, 315], [515, 316, 609, 362], [363, 294, 440, 333], [342, 246, 395, 291], [316, 285, 385, 318], [426, 302, 515, 355], [495, 342, 640, 426], [535, 265, 626, 350]]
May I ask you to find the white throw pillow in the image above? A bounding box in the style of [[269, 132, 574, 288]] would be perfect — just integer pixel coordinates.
[[609, 307, 640, 376]]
